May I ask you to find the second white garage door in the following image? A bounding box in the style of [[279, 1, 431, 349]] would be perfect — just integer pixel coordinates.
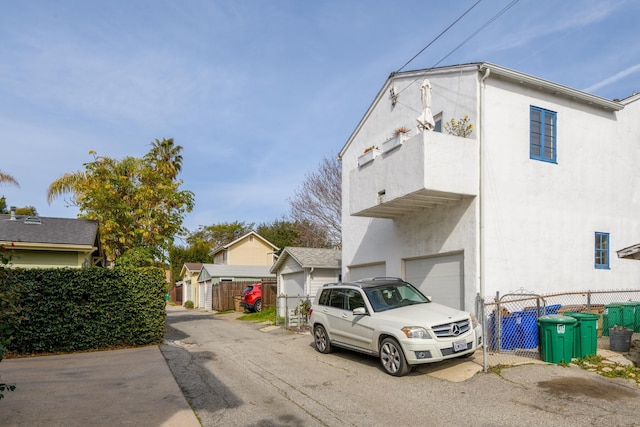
[[405, 254, 464, 310], [349, 263, 386, 281]]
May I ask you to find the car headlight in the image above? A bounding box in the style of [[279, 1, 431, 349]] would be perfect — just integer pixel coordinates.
[[470, 314, 479, 328], [401, 327, 432, 339]]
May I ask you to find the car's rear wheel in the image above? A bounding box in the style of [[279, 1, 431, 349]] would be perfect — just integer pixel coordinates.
[[380, 337, 410, 376], [313, 325, 332, 354], [254, 299, 262, 312]]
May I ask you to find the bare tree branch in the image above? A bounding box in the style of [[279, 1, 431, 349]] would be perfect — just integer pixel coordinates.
[[287, 156, 341, 248]]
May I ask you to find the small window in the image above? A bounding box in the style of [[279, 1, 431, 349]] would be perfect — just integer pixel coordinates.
[[433, 112, 443, 133], [595, 232, 610, 269], [530, 106, 557, 163]]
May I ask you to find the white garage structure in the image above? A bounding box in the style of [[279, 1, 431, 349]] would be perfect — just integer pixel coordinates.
[[270, 247, 341, 321]]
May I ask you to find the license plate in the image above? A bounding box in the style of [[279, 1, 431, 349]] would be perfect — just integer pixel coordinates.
[[453, 340, 467, 352]]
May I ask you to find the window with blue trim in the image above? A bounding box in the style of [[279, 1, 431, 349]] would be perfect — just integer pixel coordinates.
[[530, 106, 557, 163], [595, 232, 609, 269]]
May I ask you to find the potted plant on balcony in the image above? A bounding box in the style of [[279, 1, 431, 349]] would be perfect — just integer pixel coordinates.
[[382, 126, 411, 153], [358, 145, 381, 167], [444, 115, 473, 138]]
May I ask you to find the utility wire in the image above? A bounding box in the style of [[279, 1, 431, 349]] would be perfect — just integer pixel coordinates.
[[393, 0, 521, 97], [396, 0, 483, 73], [431, 0, 520, 68]]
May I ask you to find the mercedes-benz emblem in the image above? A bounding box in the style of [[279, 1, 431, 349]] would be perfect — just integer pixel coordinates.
[[451, 324, 461, 336]]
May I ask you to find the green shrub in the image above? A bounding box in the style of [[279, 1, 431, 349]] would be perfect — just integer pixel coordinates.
[[183, 300, 194, 309], [0, 266, 166, 354]]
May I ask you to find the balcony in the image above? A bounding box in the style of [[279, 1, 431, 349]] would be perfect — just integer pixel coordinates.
[[349, 131, 478, 219]]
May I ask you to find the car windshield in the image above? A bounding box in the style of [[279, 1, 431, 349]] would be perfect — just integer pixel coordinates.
[[363, 283, 430, 312]]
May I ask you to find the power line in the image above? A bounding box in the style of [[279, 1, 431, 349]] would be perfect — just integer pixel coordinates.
[[393, 0, 521, 98], [396, 0, 483, 73], [431, 0, 520, 68]]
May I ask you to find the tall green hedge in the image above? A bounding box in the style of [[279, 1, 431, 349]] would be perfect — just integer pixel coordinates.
[[0, 267, 166, 354]]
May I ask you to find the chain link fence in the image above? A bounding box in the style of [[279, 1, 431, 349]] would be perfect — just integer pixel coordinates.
[[279, 288, 640, 369], [480, 289, 640, 369]]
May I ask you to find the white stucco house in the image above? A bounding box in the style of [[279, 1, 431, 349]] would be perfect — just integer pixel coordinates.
[[339, 62, 640, 312]]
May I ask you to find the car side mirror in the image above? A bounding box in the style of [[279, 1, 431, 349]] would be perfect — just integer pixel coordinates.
[[353, 307, 367, 316]]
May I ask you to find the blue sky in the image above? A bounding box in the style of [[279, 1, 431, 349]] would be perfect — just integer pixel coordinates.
[[1, 0, 638, 236]]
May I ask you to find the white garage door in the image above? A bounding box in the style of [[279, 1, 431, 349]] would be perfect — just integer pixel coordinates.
[[282, 272, 305, 296], [349, 263, 386, 281], [405, 254, 464, 310]]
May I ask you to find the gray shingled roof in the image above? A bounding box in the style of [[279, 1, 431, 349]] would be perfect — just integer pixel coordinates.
[[183, 262, 203, 271], [199, 264, 275, 279], [0, 214, 99, 246], [270, 247, 341, 273]]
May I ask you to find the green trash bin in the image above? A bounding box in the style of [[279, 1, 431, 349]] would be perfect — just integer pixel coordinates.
[[538, 315, 577, 363], [602, 303, 635, 335], [564, 312, 599, 358], [618, 302, 640, 333]]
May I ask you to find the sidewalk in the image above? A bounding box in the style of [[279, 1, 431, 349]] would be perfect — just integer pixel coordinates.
[[0, 345, 200, 427]]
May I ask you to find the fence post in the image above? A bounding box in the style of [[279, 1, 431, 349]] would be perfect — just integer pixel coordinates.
[[480, 294, 488, 372], [587, 291, 591, 311], [495, 291, 501, 353]]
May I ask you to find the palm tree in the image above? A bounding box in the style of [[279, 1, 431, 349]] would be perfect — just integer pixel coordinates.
[[145, 138, 183, 179], [47, 171, 86, 206], [0, 170, 19, 187]]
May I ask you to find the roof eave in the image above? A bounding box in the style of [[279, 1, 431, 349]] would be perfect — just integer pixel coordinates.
[[479, 62, 623, 111]]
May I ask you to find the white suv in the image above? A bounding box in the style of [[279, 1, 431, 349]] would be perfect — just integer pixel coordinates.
[[309, 278, 482, 376]]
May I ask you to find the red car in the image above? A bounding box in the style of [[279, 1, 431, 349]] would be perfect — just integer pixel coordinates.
[[240, 283, 262, 312]]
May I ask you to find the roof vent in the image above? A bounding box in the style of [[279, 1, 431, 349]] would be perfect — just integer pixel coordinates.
[[24, 217, 42, 225], [10, 206, 16, 220]]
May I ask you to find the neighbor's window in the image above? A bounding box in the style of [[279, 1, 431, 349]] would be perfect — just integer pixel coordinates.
[[530, 106, 557, 163], [595, 232, 610, 269]]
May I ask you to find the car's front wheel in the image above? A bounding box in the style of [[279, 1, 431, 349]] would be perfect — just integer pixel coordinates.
[[313, 325, 332, 354], [380, 337, 410, 376], [254, 299, 262, 312]]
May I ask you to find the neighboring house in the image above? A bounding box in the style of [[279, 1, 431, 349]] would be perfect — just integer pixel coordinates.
[[0, 207, 105, 268], [179, 262, 203, 307], [339, 62, 640, 312], [196, 264, 275, 310], [211, 231, 278, 266], [270, 247, 341, 319]]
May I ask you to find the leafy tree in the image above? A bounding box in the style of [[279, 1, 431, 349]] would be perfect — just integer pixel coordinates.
[[114, 247, 156, 267], [255, 219, 299, 253], [187, 221, 254, 249], [0, 198, 38, 216], [47, 140, 195, 262], [168, 241, 211, 285], [287, 156, 341, 248]]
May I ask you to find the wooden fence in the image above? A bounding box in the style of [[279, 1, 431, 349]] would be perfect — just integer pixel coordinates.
[[212, 279, 277, 312]]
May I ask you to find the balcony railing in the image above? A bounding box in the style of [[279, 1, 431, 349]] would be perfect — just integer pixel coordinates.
[[349, 131, 478, 219]]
